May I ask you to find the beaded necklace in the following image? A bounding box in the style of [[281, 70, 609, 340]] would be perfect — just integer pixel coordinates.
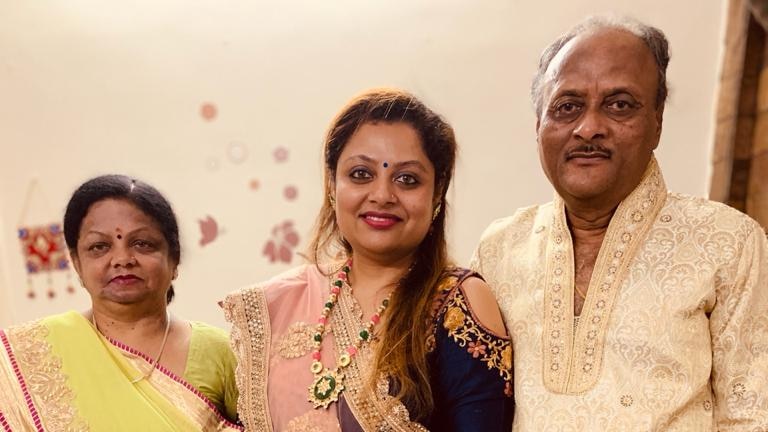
[[308, 259, 391, 409]]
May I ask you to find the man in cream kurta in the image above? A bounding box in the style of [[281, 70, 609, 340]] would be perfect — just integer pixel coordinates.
[[471, 16, 768, 431]]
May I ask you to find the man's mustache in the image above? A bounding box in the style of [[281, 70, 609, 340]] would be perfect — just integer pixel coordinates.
[[566, 144, 612, 159]]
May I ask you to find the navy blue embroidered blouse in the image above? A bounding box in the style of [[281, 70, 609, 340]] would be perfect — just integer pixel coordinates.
[[423, 268, 514, 431]]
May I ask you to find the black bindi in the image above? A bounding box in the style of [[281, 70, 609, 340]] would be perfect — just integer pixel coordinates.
[[383, 162, 389, 168], [116, 234, 122, 240]]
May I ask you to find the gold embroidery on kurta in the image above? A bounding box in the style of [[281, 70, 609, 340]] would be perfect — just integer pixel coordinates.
[[474, 169, 768, 429], [732, 382, 746, 398], [542, 157, 667, 394]]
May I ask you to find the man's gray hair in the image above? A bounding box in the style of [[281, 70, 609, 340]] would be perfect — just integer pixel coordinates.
[[531, 15, 670, 118]]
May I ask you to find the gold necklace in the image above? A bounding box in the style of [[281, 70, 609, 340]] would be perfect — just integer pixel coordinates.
[[91, 310, 172, 384], [307, 259, 391, 409]]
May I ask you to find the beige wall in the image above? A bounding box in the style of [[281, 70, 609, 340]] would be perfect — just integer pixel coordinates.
[[0, 0, 726, 327]]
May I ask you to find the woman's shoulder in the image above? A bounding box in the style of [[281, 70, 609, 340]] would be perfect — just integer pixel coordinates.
[[223, 264, 331, 326], [3, 311, 87, 339], [455, 276, 508, 338], [224, 265, 310, 306], [186, 321, 235, 368], [183, 321, 240, 422], [235, 262, 343, 299], [188, 321, 229, 346], [430, 268, 512, 383], [232, 264, 312, 295], [434, 269, 507, 336]]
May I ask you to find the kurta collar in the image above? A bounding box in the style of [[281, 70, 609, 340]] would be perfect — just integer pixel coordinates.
[[542, 156, 668, 394]]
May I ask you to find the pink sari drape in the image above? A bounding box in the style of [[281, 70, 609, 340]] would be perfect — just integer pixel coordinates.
[[225, 265, 426, 431]]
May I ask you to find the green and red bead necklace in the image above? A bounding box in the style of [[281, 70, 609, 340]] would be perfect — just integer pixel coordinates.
[[307, 259, 391, 409]]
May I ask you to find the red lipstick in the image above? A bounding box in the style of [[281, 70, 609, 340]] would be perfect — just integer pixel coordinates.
[[361, 212, 401, 229]]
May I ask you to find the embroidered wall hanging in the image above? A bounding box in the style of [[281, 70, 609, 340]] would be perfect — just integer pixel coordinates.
[[17, 224, 74, 298], [16, 179, 75, 299]]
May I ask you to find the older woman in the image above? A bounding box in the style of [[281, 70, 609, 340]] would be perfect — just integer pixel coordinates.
[[0, 175, 240, 431], [224, 88, 513, 431]]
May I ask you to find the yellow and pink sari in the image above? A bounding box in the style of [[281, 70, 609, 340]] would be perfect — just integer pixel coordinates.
[[0, 311, 242, 431]]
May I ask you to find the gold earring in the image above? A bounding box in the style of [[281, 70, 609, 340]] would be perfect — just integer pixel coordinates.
[[432, 202, 442, 221], [329, 195, 336, 208]]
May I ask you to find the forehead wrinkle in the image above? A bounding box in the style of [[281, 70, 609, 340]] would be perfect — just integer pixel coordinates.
[[549, 81, 643, 100], [543, 36, 655, 106]]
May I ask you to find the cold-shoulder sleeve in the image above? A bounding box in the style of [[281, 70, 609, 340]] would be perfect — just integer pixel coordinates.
[[426, 268, 514, 432]]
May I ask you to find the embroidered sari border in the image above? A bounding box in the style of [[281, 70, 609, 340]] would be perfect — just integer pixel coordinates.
[[333, 276, 428, 432], [107, 337, 242, 430], [0, 330, 43, 432], [224, 287, 272, 431]]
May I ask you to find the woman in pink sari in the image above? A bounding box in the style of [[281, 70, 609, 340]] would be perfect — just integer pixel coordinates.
[[225, 88, 513, 431]]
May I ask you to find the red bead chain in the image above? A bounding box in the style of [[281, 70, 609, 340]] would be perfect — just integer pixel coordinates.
[[309, 259, 390, 374]]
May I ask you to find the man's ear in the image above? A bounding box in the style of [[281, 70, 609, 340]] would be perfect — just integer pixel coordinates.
[[653, 106, 664, 150]]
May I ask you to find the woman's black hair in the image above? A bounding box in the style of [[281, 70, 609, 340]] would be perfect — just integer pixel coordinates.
[[63, 175, 181, 304]]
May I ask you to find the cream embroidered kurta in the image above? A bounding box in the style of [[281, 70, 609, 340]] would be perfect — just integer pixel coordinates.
[[471, 159, 768, 431]]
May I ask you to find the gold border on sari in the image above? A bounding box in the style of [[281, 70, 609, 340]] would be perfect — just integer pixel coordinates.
[[224, 287, 273, 431], [109, 340, 242, 431], [1, 320, 88, 431], [331, 280, 428, 432]]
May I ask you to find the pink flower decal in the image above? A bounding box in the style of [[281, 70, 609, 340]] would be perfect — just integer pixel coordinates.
[[198, 215, 219, 247], [200, 102, 217, 121], [263, 219, 300, 263], [273, 146, 289, 163], [284, 185, 298, 201], [467, 341, 487, 358]]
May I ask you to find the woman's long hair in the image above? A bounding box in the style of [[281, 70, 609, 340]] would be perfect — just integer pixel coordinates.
[[306, 88, 457, 420]]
